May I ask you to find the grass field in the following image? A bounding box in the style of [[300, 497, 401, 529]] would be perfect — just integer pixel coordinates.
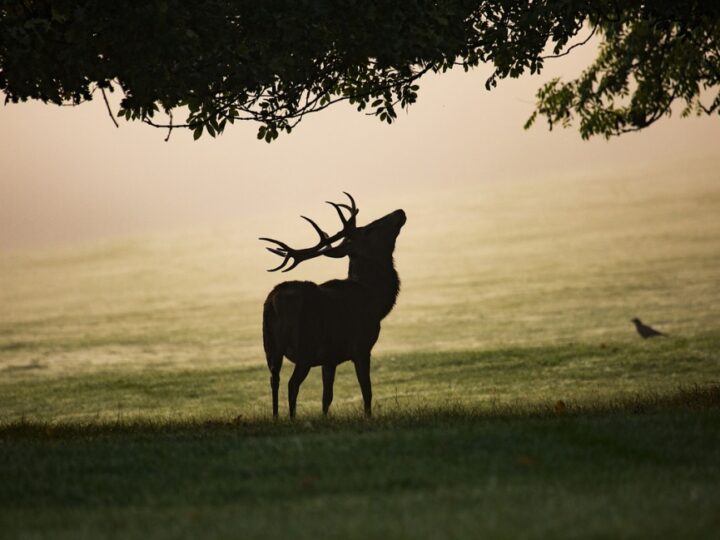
[[1, 159, 719, 538], [2, 387, 719, 540]]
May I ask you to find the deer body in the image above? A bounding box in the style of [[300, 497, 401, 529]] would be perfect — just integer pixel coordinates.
[[264, 280, 382, 366], [261, 196, 405, 418]]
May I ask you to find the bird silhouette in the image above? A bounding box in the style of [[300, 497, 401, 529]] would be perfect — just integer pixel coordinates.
[[631, 318, 667, 339]]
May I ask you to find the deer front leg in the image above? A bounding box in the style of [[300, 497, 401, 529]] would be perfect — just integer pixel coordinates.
[[288, 363, 310, 419], [322, 364, 337, 416], [353, 356, 372, 417]]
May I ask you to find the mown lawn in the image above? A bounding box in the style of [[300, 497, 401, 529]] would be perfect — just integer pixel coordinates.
[[1, 336, 719, 540], [1, 334, 718, 422], [1, 386, 719, 540]]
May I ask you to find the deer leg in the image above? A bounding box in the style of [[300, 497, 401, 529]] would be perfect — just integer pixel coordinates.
[[353, 356, 373, 417], [322, 364, 337, 416], [288, 363, 310, 419], [269, 356, 283, 418]]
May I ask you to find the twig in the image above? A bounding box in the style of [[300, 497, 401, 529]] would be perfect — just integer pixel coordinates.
[[101, 87, 119, 128], [164, 110, 173, 142], [541, 27, 597, 60]]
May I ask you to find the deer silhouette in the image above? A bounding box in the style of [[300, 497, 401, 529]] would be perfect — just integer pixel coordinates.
[[260, 193, 406, 418]]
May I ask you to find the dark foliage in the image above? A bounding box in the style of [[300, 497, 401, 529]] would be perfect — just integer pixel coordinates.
[[1, 1, 718, 140]]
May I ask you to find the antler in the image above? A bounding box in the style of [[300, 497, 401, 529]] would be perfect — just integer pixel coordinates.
[[260, 192, 358, 272]]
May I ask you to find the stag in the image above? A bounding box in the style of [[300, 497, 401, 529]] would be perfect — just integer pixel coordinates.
[[260, 193, 406, 418]]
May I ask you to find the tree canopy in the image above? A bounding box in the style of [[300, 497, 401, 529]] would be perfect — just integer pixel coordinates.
[[1, 1, 718, 141]]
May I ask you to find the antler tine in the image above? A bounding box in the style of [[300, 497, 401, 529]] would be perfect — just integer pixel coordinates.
[[342, 192, 357, 215], [301, 215, 329, 244], [259, 237, 292, 272], [344, 192, 358, 227], [326, 192, 358, 228], [268, 256, 291, 272], [282, 258, 303, 272], [336, 203, 353, 212], [326, 201, 349, 226], [259, 237, 290, 251]]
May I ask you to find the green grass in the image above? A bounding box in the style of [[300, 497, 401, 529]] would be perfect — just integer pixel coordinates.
[[2, 386, 719, 540], [1, 338, 719, 539], [1, 335, 719, 422]]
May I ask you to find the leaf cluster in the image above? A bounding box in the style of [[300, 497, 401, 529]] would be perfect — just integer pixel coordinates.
[[525, 0, 720, 138]]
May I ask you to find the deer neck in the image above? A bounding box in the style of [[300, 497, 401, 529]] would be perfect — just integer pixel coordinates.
[[348, 255, 400, 319]]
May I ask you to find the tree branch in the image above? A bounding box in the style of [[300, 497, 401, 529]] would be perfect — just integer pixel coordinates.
[[101, 87, 119, 128], [541, 27, 597, 60]]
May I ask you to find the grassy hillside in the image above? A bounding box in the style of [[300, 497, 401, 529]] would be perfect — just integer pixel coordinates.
[[1, 159, 719, 539], [2, 158, 719, 379]]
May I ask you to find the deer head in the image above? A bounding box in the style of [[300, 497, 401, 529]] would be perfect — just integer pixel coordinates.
[[260, 192, 406, 272]]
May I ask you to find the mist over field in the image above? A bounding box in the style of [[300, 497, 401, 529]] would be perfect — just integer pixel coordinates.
[[2, 156, 718, 384]]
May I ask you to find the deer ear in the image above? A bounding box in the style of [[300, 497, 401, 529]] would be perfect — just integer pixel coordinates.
[[321, 243, 350, 258]]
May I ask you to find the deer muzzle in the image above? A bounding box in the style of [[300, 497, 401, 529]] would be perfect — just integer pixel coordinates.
[[391, 209, 407, 228]]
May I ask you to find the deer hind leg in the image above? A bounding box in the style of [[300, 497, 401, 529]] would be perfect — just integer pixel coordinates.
[[322, 364, 337, 416], [353, 355, 372, 417], [288, 363, 310, 419], [268, 355, 283, 418]]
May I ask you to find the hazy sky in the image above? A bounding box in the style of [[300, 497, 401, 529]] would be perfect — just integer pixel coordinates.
[[1, 43, 719, 251]]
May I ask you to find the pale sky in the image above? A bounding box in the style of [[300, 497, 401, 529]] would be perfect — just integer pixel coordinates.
[[1, 43, 719, 251]]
